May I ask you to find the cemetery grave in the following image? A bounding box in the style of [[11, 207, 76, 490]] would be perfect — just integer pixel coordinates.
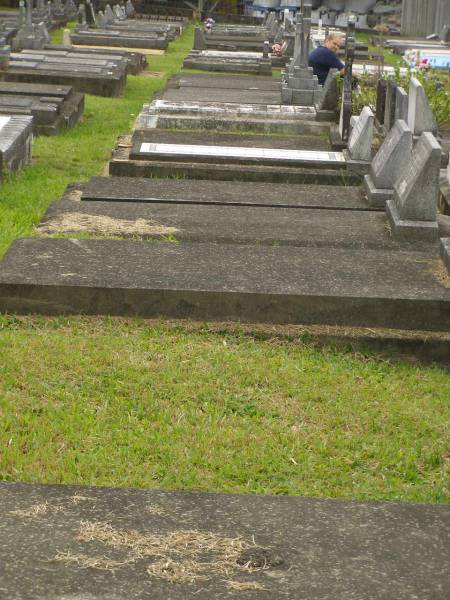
[[0, 80, 84, 135], [0, 113, 33, 180], [0, 481, 448, 600], [0, 7, 449, 599]]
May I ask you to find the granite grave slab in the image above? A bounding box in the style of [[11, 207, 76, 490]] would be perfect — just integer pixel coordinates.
[[162, 86, 281, 106], [2, 482, 448, 600], [42, 44, 148, 75], [0, 238, 449, 330], [0, 114, 33, 179], [183, 49, 272, 76], [169, 72, 281, 92]]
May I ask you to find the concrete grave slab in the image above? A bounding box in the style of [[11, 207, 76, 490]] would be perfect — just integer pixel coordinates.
[[183, 49, 271, 76], [162, 86, 281, 106], [170, 73, 281, 91], [135, 99, 330, 135], [0, 81, 83, 135], [1, 481, 449, 600], [37, 197, 394, 250], [0, 114, 33, 179], [43, 44, 148, 75], [70, 27, 169, 49], [0, 238, 449, 330], [79, 176, 368, 210]]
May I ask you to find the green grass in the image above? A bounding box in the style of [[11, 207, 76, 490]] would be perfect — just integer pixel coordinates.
[[0, 317, 449, 503], [0, 25, 449, 504], [0, 24, 196, 257]]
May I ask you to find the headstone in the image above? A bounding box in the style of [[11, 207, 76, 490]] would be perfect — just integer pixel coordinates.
[[105, 4, 115, 24], [364, 120, 413, 207], [407, 77, 437, 137], [64, 0, 77, 20], [394, 86, 409, 123], [125, 0, 135, 18], [383, 79, 398, 131], [387, 132, 441, 241], [375, 79, 387, 126], [347, 106, 374, 162], [317, 68, 339, 111], [194, 26, 205, 50], [77, 3, 87, 26], [338, 18, 356, 142], [86, 0, 96, 27], [281, 2, 322, 106], [13, 0, 49, 51], [441, 25, 450, 43], [97, 10, 107, 29]]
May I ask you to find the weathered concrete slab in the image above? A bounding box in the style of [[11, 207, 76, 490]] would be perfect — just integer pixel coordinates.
[[44, 44, 148, 75], [1, 482, 449, 600], [183, 49, 271, 76], [0, 50, 128, 97], [0, 115, 33, 179], [0, 81, 84, 135], [131, 129, 331, 152], [37, 198, 395, 249], [136, 100, 330, 135], [170, 73, 281, 91], [70, 27, 169, 50], [162, 85, 281, 106], [0, 238, 449, 330], [79, 176, 367, 210]]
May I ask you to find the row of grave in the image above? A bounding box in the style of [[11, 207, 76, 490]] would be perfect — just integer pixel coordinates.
[[0, 8, 449, 598], [1, 66, 449, 330], [0, 0, 448, 331]]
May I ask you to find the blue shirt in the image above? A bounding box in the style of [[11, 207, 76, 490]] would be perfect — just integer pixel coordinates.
[[308, 46, 345, 85]]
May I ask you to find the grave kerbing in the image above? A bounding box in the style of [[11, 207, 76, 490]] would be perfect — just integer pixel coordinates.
[[364, 119, 413, 208], [387, 132, 441, 242]]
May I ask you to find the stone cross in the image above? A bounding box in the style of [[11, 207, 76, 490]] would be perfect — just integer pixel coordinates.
[[387, 131, 441, 241]]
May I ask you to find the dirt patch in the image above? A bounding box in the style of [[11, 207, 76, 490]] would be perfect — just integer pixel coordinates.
[[37, 213, 179, 238], [432, 260, 450, 289]]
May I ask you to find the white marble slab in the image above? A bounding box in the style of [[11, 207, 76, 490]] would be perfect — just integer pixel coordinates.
[[0, 116, 11, 132], [152, 99, 315, 117], [139, 143, 345, 164]]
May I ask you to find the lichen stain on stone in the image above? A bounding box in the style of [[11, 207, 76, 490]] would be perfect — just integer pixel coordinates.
[[37, 213, 179, 238]]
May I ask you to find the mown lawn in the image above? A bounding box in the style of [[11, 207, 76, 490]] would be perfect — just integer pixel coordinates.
[[0, 25, 449, 504]]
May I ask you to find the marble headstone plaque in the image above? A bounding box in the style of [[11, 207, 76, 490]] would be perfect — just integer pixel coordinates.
[[407, 77, 437, 136], [347, 106, 374, 161]]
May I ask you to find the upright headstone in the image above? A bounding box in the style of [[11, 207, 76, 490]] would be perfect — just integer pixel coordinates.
[[383, 79, 398, 132], [407, 77, 437, 137], [394, 87, 409, 123], [338, 18, 356, 143], [13, 0, 49, 50], [97, 11, 107, 28], [105, 4, 115, 24], [125, 0, 135, 18], [387, 132, 441, 241], [281, 2, 322, 106], [364, 120, 413, 207], [64, 0, 77, 20], [317, 68, 339, 111], [77, 3, 87, 26], [347, 106, 374, 162], [86, 0, 96, 26], [375, 79, 387, 127], [194, 26, 205, 50]]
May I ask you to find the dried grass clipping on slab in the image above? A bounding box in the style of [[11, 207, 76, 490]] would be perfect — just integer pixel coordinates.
[[54, 520, 274, 589]]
